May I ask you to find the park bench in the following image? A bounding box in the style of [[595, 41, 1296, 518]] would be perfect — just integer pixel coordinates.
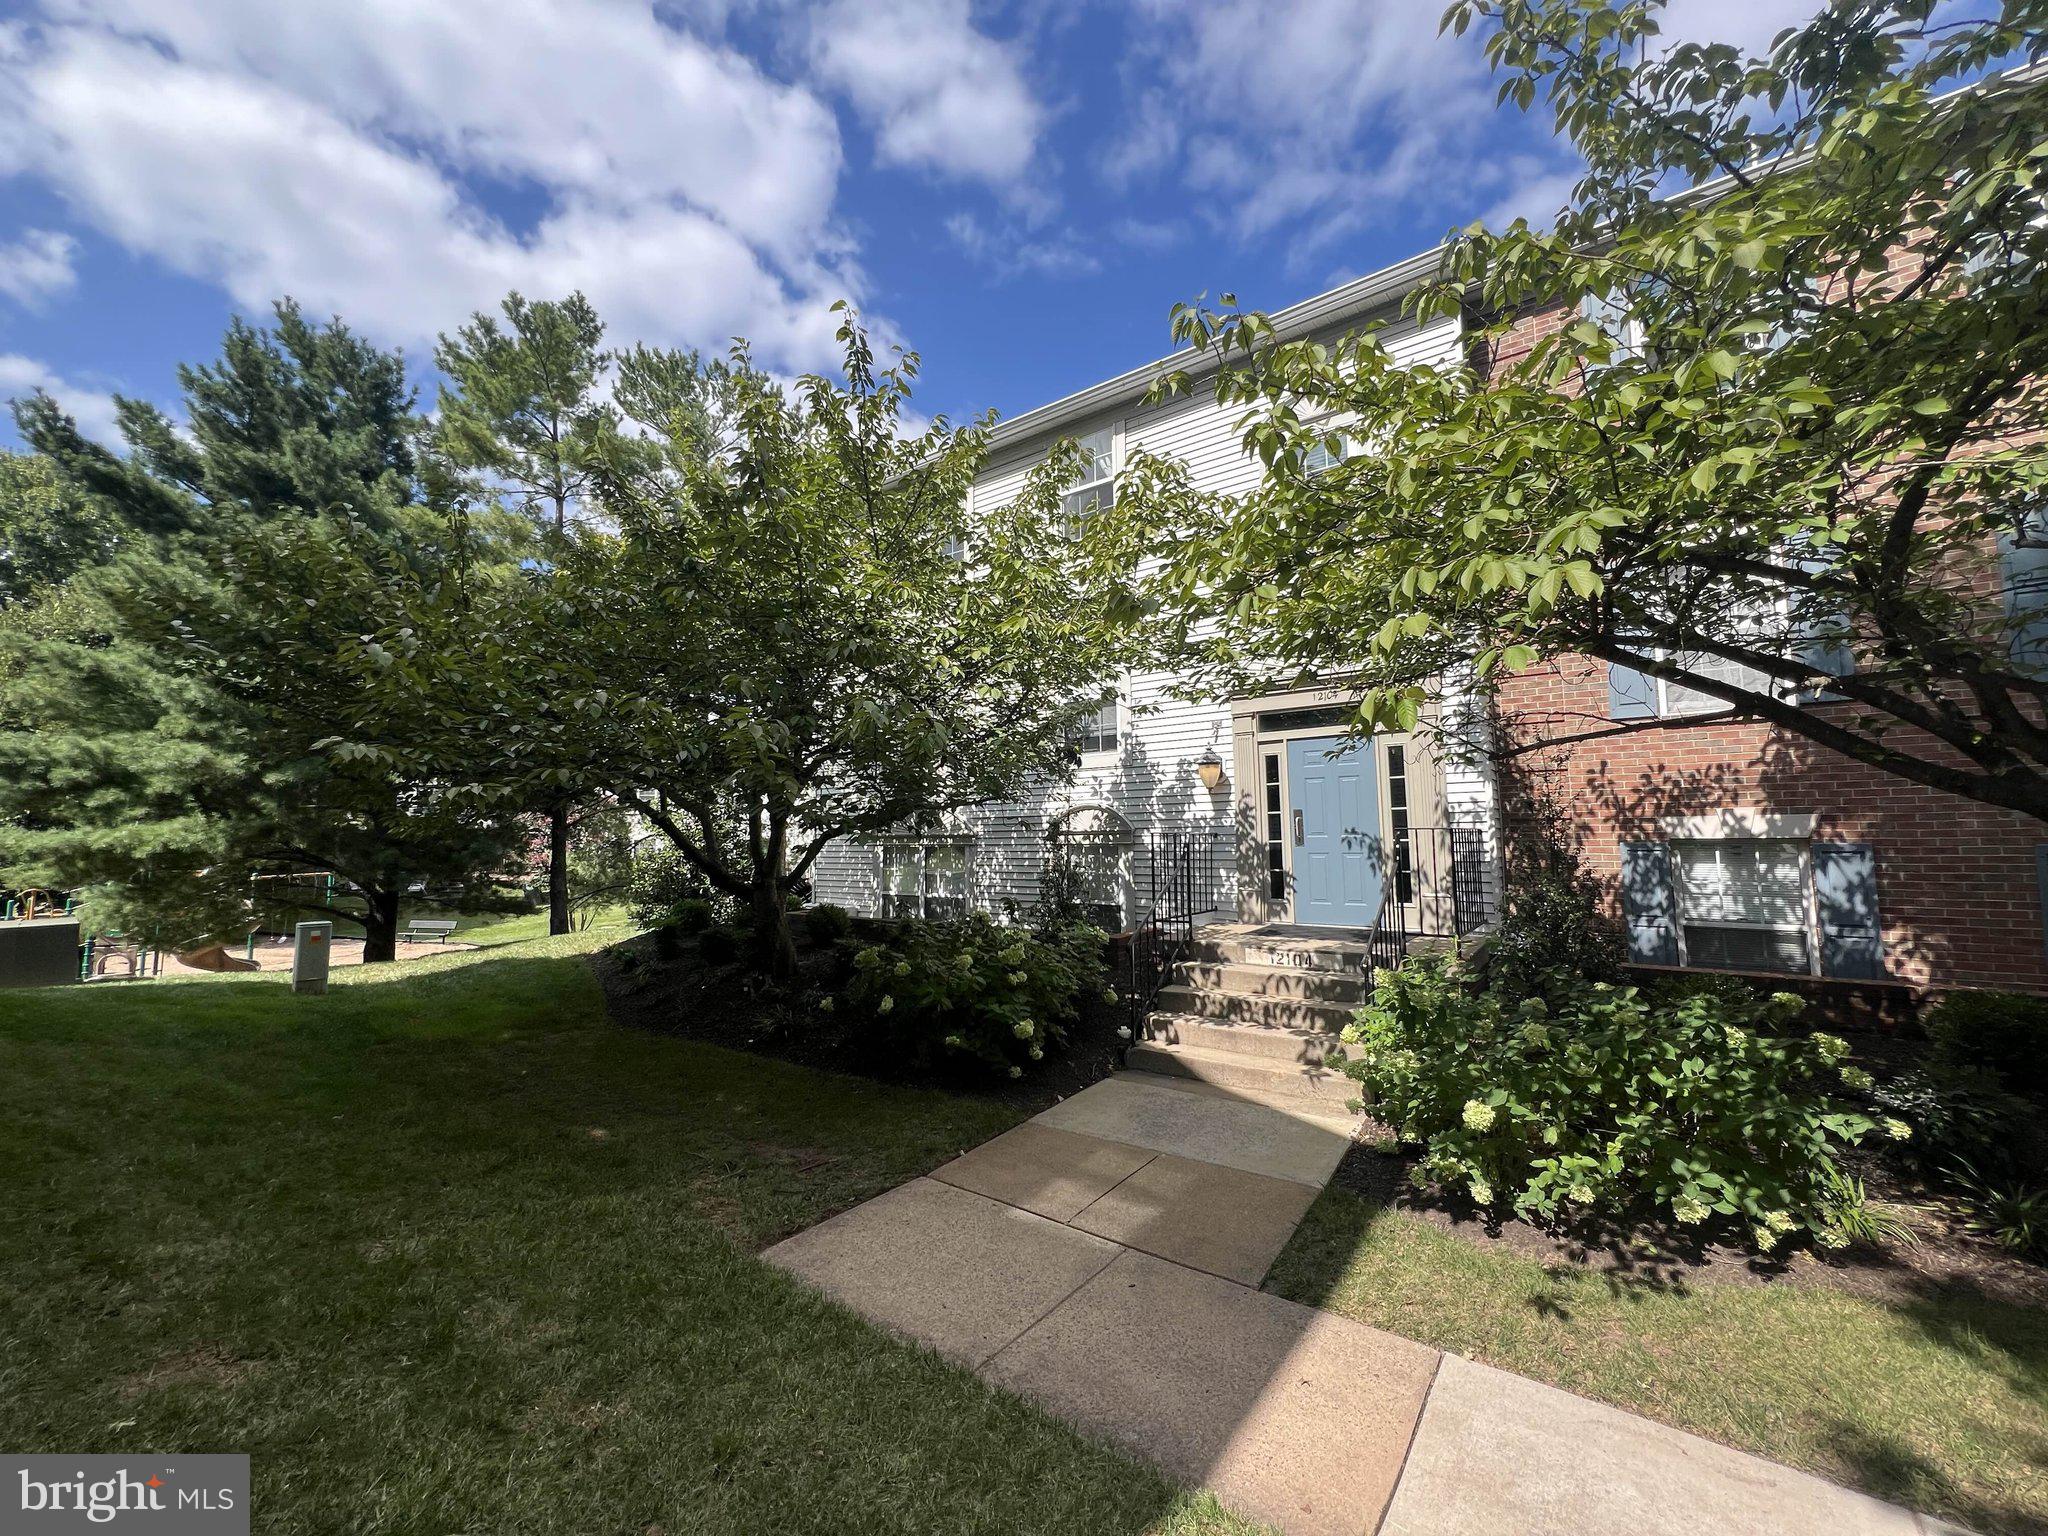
[[399, 918, 459, 944]]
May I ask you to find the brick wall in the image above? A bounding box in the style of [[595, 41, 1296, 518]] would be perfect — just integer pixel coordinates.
[[1494, 650, 2048, 995], [1472, 278, 2047, 999]]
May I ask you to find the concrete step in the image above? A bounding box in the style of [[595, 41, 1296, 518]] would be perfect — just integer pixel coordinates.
[[1189, 934, 1374, 976], [1153, 984, 1356, 1034], [1126, 1037, 1360, 1111], [1171, 960, 1373, 1006], [1148, 1012, 1340, 1066]]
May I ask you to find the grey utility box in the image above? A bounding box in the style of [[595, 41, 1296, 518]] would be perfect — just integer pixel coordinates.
[[292, 921, 333, 995]]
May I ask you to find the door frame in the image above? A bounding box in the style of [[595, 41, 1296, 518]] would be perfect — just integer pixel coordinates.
[[1228, 687, 1446, 927]]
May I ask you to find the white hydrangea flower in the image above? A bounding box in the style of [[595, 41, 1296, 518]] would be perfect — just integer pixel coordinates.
[[878, 995, 895, 1015], [1461, 1099, 1496, 1132]]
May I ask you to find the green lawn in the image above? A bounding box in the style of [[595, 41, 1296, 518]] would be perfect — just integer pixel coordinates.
[[0, 932, 1256, 1535], [1266, 1181, 2048, 1536]]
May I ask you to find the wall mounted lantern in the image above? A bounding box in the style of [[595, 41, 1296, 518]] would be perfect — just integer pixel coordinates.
[[1195, 751, 1228, 794]]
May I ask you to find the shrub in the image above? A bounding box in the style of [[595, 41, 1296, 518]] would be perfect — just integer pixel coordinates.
[[652, 924, 683, 961], [1925, 990, 2048, 1099], [1334, 954, 1903, 1253], [1866, 1062, 2032, 1176], [1948, 1162, 2048, 1258], [840, 912, 1108, 1078], [668, 897, 715, 934], [698, 924, 743, 966], [1483, 835, 1624, 999], [627, 843, 714, 927], [802, 902, 854, 945]]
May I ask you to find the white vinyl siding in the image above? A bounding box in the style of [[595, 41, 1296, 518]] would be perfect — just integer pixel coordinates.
[[805, 304, 1485, 925]]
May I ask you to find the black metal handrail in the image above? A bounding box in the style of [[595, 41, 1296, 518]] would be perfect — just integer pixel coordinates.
[[1364, 881, 1409, 976], [1119, 829, 1210, 1045]]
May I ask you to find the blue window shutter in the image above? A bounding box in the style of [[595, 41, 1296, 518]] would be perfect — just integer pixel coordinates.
[[2003, 508, 2048, 677], [1619, 841, 1678, 965], [1608, 660, 1659, 719], [1789, 539, 1854, 703], [1813, 842, 1884, 980], [2038, 845, 2048, 969]]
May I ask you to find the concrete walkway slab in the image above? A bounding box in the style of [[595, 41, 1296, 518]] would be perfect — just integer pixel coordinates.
[[763, 1177, 1118, 1366], [930, 1121, 1155, 1222], [1069, 1151, 1319, 1284], [1032, 1073, 1354, 1187], [985, 1248, 1440, 1536], [1380, 1355, 1932, 1536]]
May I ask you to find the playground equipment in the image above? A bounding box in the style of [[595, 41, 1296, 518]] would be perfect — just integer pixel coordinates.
[[3, 887, 73, 921], [177, 942, 260, 973], [81, 932, 163, 980]]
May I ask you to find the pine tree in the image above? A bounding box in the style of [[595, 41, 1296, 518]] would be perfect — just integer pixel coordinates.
[[0, 303, 528, 960]]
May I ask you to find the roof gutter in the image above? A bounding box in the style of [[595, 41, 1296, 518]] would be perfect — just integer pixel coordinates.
[[986, 243, 1449, 453]]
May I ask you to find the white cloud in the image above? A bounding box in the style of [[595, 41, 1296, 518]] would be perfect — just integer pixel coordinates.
[[0, 228, 76, 306], [0, 352, 120, 442], [809, 0, 1045, 188], [1106, 0, 1524, 257], [0, 4, 868, 375], [944, 211, 1097, 279]]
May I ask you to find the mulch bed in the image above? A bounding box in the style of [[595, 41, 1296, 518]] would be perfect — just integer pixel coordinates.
[[1330, 1137, 2048, 1306], [591, 924, 1128, 1114]]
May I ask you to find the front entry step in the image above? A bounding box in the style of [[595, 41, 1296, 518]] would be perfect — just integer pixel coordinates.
[[1152, 984, 1356, 1035], [1125, 1038, 1358, 1112], [1127, 923, 1374, 1116], [1190, 929, 1376, 975], [1149, 1013, 1341, 1067]]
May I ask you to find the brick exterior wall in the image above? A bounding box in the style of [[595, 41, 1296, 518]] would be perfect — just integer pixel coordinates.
[[1494, 651, 2048, 995], [1479, 293, 2048, 999]]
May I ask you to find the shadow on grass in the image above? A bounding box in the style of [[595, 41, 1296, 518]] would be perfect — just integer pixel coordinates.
[[0, 942, 1250, 1536]]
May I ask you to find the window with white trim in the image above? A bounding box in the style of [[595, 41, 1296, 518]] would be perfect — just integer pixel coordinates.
[[1672, 838, 1811, 974], [1660, 646, 1779, 716], [1061, 427, 1114, 533], [1069, 694, 1120, 757], [881, 840, 969, 920], [1303, 432, 1350, 477]]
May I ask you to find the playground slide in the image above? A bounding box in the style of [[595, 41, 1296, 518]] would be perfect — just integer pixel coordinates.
[[177, 943, 261, 973]]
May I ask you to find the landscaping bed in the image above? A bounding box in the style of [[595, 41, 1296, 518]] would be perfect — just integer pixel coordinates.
[[595, 918, 1131, 1111]]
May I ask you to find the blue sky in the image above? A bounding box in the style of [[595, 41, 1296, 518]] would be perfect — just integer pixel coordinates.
[[0, 0, 1820, 445]]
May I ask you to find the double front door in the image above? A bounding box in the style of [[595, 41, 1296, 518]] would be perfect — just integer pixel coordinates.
[[1283, 734, 1385, 928]]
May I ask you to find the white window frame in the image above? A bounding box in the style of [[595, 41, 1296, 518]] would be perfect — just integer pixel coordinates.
[[1069, 693, 1122, 762], [879, 838, 971, 921], [1669, 836, 1820, 977], [1060, 426, 1117, 535]]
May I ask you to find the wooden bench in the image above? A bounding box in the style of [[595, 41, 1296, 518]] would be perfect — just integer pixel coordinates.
[[400, 919, 459, 944]]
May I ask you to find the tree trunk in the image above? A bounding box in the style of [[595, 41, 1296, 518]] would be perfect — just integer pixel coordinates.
[[549, 799, 572, 936], [361, 887, 402, 963], [751, 879, 797, 981]]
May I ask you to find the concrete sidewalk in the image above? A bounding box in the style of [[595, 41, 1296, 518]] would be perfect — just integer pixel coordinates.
[[765, 1071, 1964, 1536]]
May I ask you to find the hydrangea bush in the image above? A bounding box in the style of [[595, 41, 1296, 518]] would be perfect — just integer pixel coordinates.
[[1334, 955, 1907, 1253], [839, 911, 1109, 1078]]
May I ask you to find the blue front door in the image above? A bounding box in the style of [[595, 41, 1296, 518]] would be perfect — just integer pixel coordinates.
[[1285, 735, 1384, 927]]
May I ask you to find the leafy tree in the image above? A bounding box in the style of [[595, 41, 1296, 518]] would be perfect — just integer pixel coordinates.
[[1115, 0, 2048, 823], [330, 310, 1131, 976], [0, 305, 528, 959]]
